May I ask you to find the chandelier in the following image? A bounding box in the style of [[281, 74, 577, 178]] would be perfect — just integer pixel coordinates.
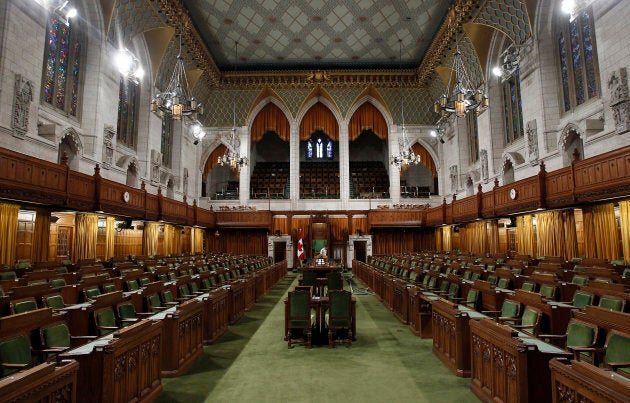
[[150, 33, 203, 121], [434, 46, 488, 118], [391, 40, 420, 167], [217, 42, 248, 169]]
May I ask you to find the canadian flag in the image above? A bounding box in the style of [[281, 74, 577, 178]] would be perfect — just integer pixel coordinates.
[[297, 228, 304, 261]]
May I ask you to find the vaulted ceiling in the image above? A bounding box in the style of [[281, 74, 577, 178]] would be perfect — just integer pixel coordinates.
[[183, 0, 451, 71]]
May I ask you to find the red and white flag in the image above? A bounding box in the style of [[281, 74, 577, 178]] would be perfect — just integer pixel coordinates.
[[297, 228, 304, 261]]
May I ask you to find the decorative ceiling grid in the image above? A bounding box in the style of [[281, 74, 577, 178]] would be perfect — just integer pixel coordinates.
[[108, 0, 164, 45], [474, 0, 531, 45], [183, 0, 450, 70]]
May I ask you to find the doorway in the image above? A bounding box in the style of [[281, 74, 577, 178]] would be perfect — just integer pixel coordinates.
[[273, 241, 286, 263], [354, 241, 367, 263]]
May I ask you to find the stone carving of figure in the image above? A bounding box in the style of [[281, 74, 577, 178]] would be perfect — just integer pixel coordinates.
[[12, 74, 33, 138], [526, 120, 539, 164], [480, 149, 488, 181], [449, 165, 458, 193], [608, 68, 630, 134]]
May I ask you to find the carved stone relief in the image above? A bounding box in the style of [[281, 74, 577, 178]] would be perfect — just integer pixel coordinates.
[[183, 168, 189, 196], [150, 149, 162, 185], [480, 149, 488, 182], [526, 119, 539, 165], [11, 74, 33, 139], [449, 165, 458, 193], [608, 67, 630, 134], [102, 125, 115, 168]]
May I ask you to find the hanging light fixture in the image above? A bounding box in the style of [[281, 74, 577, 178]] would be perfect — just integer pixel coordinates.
[[434, 45, 488, 118], [217, 41, 248, 169], [150, 22, 203, 121], [39, 0, 77, 26], [115, 48, 143, 84], [390, 39, 421, 167]]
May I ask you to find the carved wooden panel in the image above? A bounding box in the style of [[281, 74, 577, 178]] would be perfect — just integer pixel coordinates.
[[452, 195, 478, 222], [494, 176, 541, 215], [0, 360, 79, 403], [425, 206, 444, 226], [549, 358, 630, 403], [545, 167, 574, 208], [574, 147, 630, 201], [369, 210, 423, 227], [215, 211, 272, 228]]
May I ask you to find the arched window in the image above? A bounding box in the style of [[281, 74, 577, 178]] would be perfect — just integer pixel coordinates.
[[41, 15, 83, 117], [161, 117, 173, 168], [306, 140, 313, 159], [326, 140, 333, 159], [316, 138, 323, 159], [117, 77, 140, 149], [501, 68, 524, 144], [557, 7, 599, 112]]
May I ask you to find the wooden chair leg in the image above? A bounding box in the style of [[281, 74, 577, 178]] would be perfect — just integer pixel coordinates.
[[287, 330, 291, 349], [329, 329, 333, 348], [307, 330, 312, 349]]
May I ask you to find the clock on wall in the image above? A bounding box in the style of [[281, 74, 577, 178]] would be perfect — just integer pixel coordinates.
[[509, 188, 518, 200], [122, 191, 130, 203]]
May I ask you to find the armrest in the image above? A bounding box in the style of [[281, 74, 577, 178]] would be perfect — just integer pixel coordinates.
[[97, 325, 119, 331], [120, 318, 139, 323], [1, 363, 30, 369], [538, 333, 567, 340], [136, 312, 155, 317], [607, 361, 630, 371], [165, 302, 179, 306], [70, 335, 98, 341]]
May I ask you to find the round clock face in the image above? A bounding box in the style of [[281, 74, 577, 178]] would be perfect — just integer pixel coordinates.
[[123, 191, 130, 203], [509, 188, 518, 200]]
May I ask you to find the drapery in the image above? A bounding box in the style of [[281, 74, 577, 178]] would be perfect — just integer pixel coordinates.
[[516, 214, 535, 256], [442, 226, 452, 252], [619, 200, 630, 263], [348, 103, 388, 141], [143, 222, 159, 256], [193, 228, 205, 253], [299, 103, 339, 141], [0, 203, 19, 266], [536, 211, 565, 258], [105, 216, 115, 260], [461, 221, 488, 255], [251, 103, 290, 142], [32, 210, 51, 263], [163, 224, 174, 256], [591, 203, 620, 261], [74, 213, 98, 261], [581, 208, 597, 258], [562, 210, 579, 260], [487, 220, 499, 255]]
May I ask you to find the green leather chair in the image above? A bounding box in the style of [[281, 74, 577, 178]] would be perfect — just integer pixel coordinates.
[[603, 330, 630, 376], [83, 287, 101, 301], [286, 289, 312, 349], [486, 275, 498, 285], [49, 278, 66, 288], [485, 299, 521, 324], [161, 290, 179, 306], [102, 283, 117, 293], [569, 291, 594, 309], [0, 271, 17, 280], [571, 275, 589, 285], [452, 289, 480, 310], [510, 306, 542, 336], [10, 297, 38, 314], [521, 282, 536, 292], [598, 296, 624, 312], [117, 302, 140, 327], [0, 334, 33, 377], [43, 293, 67, 310], [126, 279, 140, 291], [146, 293, 165, 313], [326, 272, 343, 294], [539, 284, 557, 300], [94, 307, 118, 336], [327, 290, 352, 348], [541, 320, 600, 364], [497, 278, 511, 289], [139, 277, 150, 286]]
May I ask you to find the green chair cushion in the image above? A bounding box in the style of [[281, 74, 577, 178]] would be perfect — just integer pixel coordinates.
[[599, 296, 623, 311], [42, 324, 71, 348], [572, 292, 593, 308], [0, 335, 31, 377], [85, 288, 101, 299], [566, 322, 595, 348], [44, 295, 65, 309], [606, 332, 630, 366], [540, 285, 556, 299], [501, 301, 520, 318], [13, 300, 37, 314]]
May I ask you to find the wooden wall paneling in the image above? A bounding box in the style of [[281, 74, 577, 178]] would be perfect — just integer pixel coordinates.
[[498, 227, 508, 253], [196, 208, 215, 228], [66, 171, 96, 211], [545, 166, 574, 208], [574, 208, 585, 258], [96, 226, 107, 261], [481, 192, 495, 218], [98, 179, 147, 218], [15, 220, 34, 262], [206, 229, 268, 255], [452, 195, 479, 222], [161, 198, 189, 224], [350, 215, 367, 235], [114, 228, 143, 258], [328, 215, 349, 242], [573, 146, 630, 201], [272, 215, 288, 235], [215, 211, 272, 228], [494, 176, 541, 216]]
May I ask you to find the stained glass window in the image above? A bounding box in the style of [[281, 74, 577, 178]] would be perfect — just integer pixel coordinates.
[[306, 140, 313, 159], [117, 77, 139, 149], [161, 117, 173, 168], [41, 16, 82, 117], [466, 112, 479, 163], [557, 7, 599, 112], [316, 139, 323, 159], [326, 140, 333, 159], [501, 68, 524, 145]]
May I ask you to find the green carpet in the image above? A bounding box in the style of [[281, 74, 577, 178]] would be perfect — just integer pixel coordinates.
[[156, 273, 475, 402]]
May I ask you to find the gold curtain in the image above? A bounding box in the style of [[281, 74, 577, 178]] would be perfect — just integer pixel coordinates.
[[299, 102, 339, 141], [461, 221, 487, 255], [562, 210, 579, 260], [32, 210, 51, 263], [143, 222, 159, 256], [173, 227, 182, 255], [0, 203, 19, 266], [442, 226, 452, 251], [348, 103, 388, 141], [105, 216, 115, 260], [536, 211, 565, 258], [251, 103, 290, 142], [203, 145, 229, 176], [435, 228, 443, 251], [191, 228, 204, 253], [516, 214, 535, 256], [591, 203, 621, 261], [619, 201, 630, 263], [410, 143, 438, 177], [163, 224, 174, 256], [74, 213, 98, 261], [487, 220, 499, 255], [581, 208, 597, 258]]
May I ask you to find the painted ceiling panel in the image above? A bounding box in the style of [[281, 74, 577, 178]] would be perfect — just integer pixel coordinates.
[[183, 0, 452, 70]]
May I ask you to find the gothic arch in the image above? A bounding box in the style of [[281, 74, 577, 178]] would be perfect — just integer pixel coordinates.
[[58, 127, 83, 155], [296, 96, 343, 129], [346, 96, 394, 128], [558, 123, 585, 165], [248, 97, 293, 141]]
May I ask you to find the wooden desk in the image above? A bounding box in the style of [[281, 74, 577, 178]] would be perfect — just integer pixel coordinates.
[[408, 289, 440, 338], [432, 299, 488, 377], [149, 298, 203, 377], [0, 360, 79, 403], [470, 318, 572, 402], [284, 295, 356, 343], [549, 358, 630, 402], [60, 320, 163, 403], [198, 287, 230, 344]]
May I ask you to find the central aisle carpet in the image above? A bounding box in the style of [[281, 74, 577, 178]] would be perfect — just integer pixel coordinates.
[[157, 273, 475, 402]]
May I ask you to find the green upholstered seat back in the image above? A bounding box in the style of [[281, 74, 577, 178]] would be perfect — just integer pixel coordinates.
[[95, 308, 117, 336], [521, 282, 536, 292], [179, 284, 191, 296], [158, 274, 168, 282], [605, 332, 630, 369], [572, 292, 594, 308], [49, 278, 66, 288], [139, 277, 150, 286], [0, 271, 16, 280], [312, 239, 327, 254], [44, 294, 65, 309], [501, 300, 520, 318], [327, 272, 343, 291], [202, 278, 212, 289], [118, 303, 136, 320], [599, 296, 623, 311], [0, 335, 31, 377], [540, 284, 556, 299], [42, 323, 71, 348], [487, 275, 497, 285], [55, 267, 68, 274], [190, 282, 200, 293], [210, 276, 218, 286], [13, 299, 37, 314], [328, 291, 351, 328], [497, 278, 510, 289], [447, 283, 459, 297], [102, 283, 116, 293], [438, 281, 450, 292], [486, 265, 495, 272], [571, 275, 588, 285], [147, 294, 162, 312], [463, 271, 471, 280], [218, 273, 226, 283], [168, 272, 177, 280], [422, 275, 430, 286], [520, 307, 540, 335], [84, 287, 101, 300], [427, 277, 436, 288], [409, 272, 417, 282], [566, 322, 596, 349], [288, 291, 310, 327], [470, 272, 481, 281], [126, 280, 139, 291], [162, 290, 175, 303]]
